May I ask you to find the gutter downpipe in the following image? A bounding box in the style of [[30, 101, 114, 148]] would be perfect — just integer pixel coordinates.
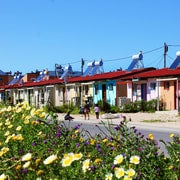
[[157, 81, 160, 111]]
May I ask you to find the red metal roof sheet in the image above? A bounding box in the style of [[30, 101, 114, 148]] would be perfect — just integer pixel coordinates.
[[122, 68, 180, 80]]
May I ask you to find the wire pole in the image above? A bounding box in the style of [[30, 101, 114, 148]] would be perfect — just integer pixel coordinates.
[[164, 42, 168, 68]]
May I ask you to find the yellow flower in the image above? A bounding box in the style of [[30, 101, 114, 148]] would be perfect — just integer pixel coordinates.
[[0, 173, 7, 180], [16, 107, 22, 113], [130, 155, 140, 165], [90, 138, 95, 145], [30, 108, 36, 116], [148, 133, 154, 140], [8, 125, 13, 129], [16, 134, 24, 141], [82, 159, 90, 173], [126, 168, 136, 177], [94, 158, 102, 165], [40, 112, 46, 118], [168, 165, 173, 170], [7, 106, 12, 111], [22, 114, 25, 119], [74, 153, 83, 161], [74, 129, 79, 134], [38, 131, 42, 136], [16, 126, 22, 131], [36, 170, 44, 176], [124, 175, 132, 180], [114, 167, 125, 179], [79, 137, 84, 142], [24, 119, 29, 124], [4, 131, 10, 136], [170, 133, 174, 138], [16, 164, 22, 170], [43, 154, 57, 165], [26, 115, 32, 120], [31, 120, 36, 125], [114, 154, 124, 165], [105, 173, 113, 180], [22, 101, 29, 108], [23, 161, 31, 168], [35, 158, 41, 165], [61, 155, 74, 167], [5, 136, 11, 144], [22, 153, 32, 161], [102, 138, 108, 143], [0, 147, 9, 156], [5, 121, 10, 126], [87, 153, 91, 158]]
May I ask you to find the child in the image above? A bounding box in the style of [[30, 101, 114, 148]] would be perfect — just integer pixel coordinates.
[[84, 102, 90, 120], [94, 104, 100, 119], [64, 111, 74, 121]]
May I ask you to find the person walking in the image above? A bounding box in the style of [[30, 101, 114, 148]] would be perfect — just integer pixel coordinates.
[[94, 104, 100, 119], [84, 102, 90, 120]]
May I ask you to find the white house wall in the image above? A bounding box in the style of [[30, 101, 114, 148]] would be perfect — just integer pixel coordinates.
[[147, 79, 158, 101], [54, 85, 64, 106], [127, 83, 132, 100]]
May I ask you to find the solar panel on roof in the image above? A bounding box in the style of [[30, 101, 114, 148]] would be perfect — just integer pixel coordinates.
[[35, 74, 45, 82], [127, 59, 138, 71], [91, 66, 99, 75], [83, 60, 103, 76], [0, 70, 6, 75], [60, 69, 69, 79], [169, 56, 180, 69], [60, 64, 73, 79], [9, 75, 23, 85], [83, 66, 93, 76]]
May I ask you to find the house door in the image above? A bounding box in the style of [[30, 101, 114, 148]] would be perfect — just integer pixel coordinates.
[[102, 84, 106, 101], [141, 84, 147, 101], [174, 81, 177, 110]]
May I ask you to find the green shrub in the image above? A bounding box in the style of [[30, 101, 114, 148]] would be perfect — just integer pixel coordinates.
[[120, 99, 163, 113], [97, 100, 111, 113], [0, 102, 179, 179], [110, 105, 119, 113]]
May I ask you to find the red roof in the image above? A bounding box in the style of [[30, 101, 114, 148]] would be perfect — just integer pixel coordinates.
[[122, 68, 180, 80], [1, 67, 156, 90]]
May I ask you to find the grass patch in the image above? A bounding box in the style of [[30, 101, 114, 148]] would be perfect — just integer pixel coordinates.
[[141, 119, 165, 123]]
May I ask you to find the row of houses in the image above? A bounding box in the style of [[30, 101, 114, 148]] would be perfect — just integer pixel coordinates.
[[1, 52, 180, 111]]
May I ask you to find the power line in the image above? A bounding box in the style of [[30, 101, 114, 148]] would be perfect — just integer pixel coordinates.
[[168, 44, 180, 47], [142, 46, 163, 55], [56, 45, 169, 67]]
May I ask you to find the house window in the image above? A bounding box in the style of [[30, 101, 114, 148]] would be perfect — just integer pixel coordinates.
[[150, 82, 156, 90], [109, 83, 113, 91], [133, 84, 137, 96], [164, 81, 170, 90], [58, 88, 61, 96], [85, 85, 89, 95], [95, 85, 98, 95]]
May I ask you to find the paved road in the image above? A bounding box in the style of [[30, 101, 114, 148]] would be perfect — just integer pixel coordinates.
[[55, 112, 180, 156], [57, 112, 180, 133]]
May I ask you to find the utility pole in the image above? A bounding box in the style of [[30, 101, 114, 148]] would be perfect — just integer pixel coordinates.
[[81, 58, 84, 75], [164, 42, 168, 68]]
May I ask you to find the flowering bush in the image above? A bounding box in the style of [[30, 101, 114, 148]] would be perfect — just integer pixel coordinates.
[[0, 102, 179, 179]]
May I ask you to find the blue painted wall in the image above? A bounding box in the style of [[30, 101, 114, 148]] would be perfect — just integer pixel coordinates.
[[93, 80, 116, 105]]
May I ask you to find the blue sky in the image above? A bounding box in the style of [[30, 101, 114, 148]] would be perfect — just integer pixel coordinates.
[[0, 0, 180, 75]]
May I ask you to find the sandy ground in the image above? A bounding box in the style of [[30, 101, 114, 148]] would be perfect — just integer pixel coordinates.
[[57, 110, 180, 133]]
